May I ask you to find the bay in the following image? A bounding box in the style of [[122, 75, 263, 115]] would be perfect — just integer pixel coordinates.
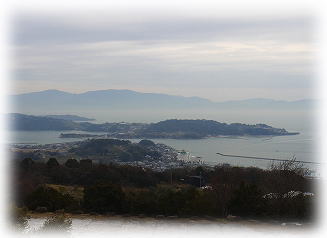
[[7, 129, 318, 174]]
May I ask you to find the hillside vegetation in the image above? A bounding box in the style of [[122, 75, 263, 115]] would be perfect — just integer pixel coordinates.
[[13, 157, 315, 220]]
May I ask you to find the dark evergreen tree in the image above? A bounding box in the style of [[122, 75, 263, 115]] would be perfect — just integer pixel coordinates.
[[64, 159, 80, 168], [46, 158, 59, 168]]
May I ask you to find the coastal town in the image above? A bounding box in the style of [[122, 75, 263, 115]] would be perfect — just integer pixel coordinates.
[[10, 139, 206, 172]]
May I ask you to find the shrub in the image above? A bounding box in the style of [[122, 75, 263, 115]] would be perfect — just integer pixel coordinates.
[[25, 185, 80, 212], [228, 182, 266, 217], [83, 183, 125, 213], [124, 188, 157, 215]]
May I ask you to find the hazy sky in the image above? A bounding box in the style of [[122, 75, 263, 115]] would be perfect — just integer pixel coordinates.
[[11, 10, 315, 101]]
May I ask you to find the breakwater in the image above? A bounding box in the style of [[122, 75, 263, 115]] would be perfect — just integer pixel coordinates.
[[216, 152, 320, 165]]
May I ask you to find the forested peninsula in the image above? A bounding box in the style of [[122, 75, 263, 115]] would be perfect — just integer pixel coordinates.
[[9, 113, 299, 139]]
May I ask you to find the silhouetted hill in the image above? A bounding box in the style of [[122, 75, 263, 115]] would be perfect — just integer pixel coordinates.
[[139, 119, 298, 138], [8, 114, 299, 138], [8, 113, 80, 131], [69, 138, 161, 161]]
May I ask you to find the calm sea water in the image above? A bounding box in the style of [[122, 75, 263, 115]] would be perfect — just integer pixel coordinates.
[[131, 132, 318, 174], [7, 108, 318, 173], [7, 128, 318, 174]]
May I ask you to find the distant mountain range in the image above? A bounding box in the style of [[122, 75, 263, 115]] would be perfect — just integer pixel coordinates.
[[45, 115, 95, 121], [10, 89, 314, 116]]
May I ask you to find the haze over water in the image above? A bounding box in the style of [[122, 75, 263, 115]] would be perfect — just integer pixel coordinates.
[[9, 8, 317, 175]]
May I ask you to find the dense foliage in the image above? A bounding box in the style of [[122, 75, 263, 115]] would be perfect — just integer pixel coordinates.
[[25, 186, 79, 212], [12, 157, 315, 221]]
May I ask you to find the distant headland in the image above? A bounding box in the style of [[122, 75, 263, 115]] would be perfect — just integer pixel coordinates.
[[8, 113, 299, 139]]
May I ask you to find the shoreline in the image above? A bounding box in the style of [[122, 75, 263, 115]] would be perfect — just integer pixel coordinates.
[[8, 131, 301, 144]]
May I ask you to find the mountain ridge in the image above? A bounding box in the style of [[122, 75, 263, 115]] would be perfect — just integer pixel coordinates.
[[11, 89, 312, 103], [10, 89, 314, 117]]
